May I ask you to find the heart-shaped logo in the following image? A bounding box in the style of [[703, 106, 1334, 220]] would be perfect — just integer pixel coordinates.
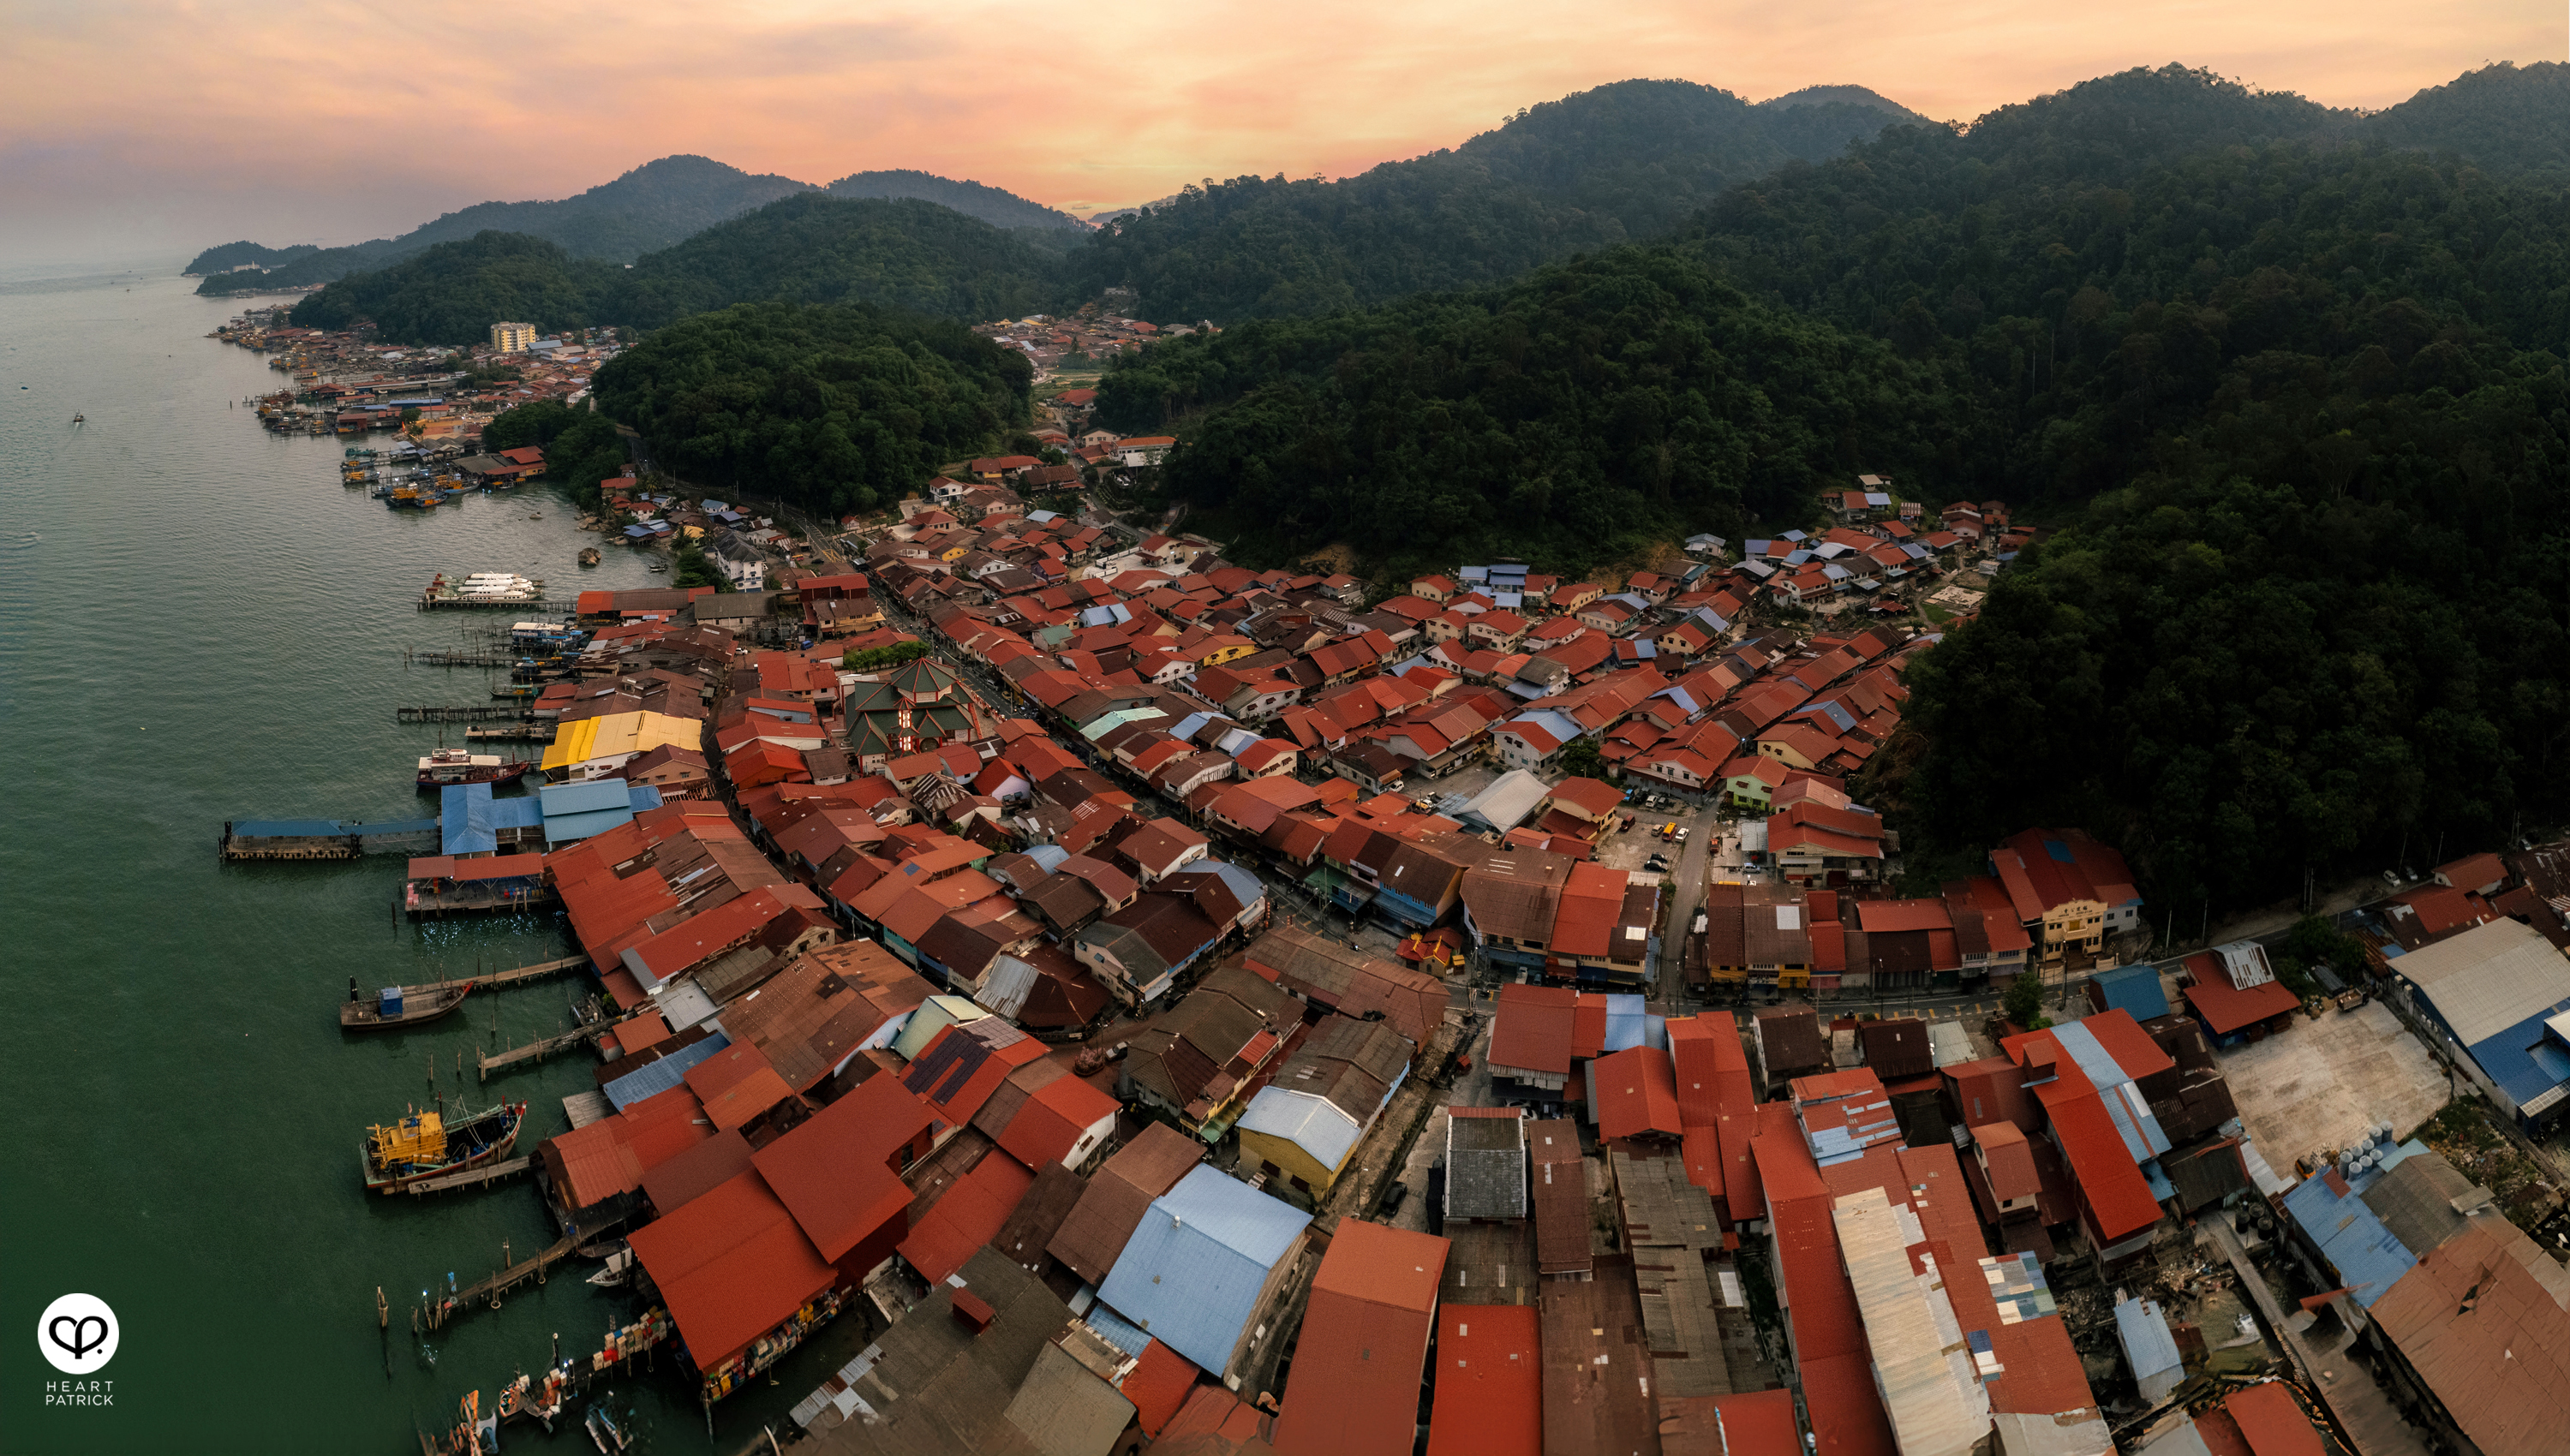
[[37, 1293, 118, 1374], [51, 1316, 108, 1361]]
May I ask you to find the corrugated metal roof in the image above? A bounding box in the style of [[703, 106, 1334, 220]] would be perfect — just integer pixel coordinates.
[[2281, 1171, 2416, 1307], [1238, 1087, 1363, 1171], [1096, 1166, 1310, 1375], [602, 1032, 731, 1110], [2399, 919, 2570, 1045], [1425, 1304, 1542, 1456], [2113, 1295, 2183, 1381], [2090, 964, 2172, 1020]]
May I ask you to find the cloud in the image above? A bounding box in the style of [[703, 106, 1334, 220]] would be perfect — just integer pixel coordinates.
[[0, 0, 2555, 263]]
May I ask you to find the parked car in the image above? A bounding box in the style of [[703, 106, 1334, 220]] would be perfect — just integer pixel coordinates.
[[1378, 1181, 1408, 1216], [1675, 827, 1690, 842]]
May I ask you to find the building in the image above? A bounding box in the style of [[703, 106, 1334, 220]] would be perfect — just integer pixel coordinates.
[[1095, 1165, 1312, 1381], [1991, 827, 2143, 969], [1236, 1017, 1414, 1199], [1270, 1219, 1449, 1456], [490, 320, 538, 352], [2177, 941, 2301, 1046], [2387, 917, 2570, 1134], [1444, 1107, 1529, 1221], [1423, 1303, 1542, 1456]]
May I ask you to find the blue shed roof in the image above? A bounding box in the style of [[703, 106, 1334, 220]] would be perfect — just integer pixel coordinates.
[[1081, 1304, 1151, 1357], [440, 783, 496, 856], [2281, 1169, 2416, 1306], [1097, 1166, 1310, 1375], [601, 1032, 731, 1111], [2113, 1297, 2182, 1381], [2090, 964, 2172, 1022], [2465, 1005, 2570, 1107], [540, 779, 633, 816]]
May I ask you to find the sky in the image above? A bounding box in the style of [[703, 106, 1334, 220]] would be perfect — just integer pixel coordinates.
[[3, 0, 2558, 266]]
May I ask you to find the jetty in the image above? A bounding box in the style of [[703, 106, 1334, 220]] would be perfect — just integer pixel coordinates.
[[222, 816, 438, 862], [467, 725, 556, 743], [403, 1155, 535, 1197], [477, 1003, 648, 1083], [371, 955, 588, 1005], [398, 705, 533, 724], [406, 648, 523, 668], [421, 1232, 577, 1329]]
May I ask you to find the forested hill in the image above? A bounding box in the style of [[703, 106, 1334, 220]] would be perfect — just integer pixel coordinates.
[[2360, 61, 2570, 182], [289, 194, 1061, 343], [1095, 63, 2570, 912], [1055, 80, 1927, 320], [825, 170, 1089, 230], [591, 301, 1031, 516], [195, 156, 815, 295]]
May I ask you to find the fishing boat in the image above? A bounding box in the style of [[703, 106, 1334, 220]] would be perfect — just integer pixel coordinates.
[[362, 1101, 525, 1193], [72, 413, 85, 426], [417, 749, 535, 790], [586, 1403, 629, 1453], [341, 977, 475, 1030], [424, 572, 545, 607]]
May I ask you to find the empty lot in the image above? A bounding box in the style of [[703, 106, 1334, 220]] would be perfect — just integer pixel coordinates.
[[2219, 1001, 2450, 1173]]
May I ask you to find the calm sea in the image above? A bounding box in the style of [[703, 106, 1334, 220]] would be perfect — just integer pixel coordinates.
[[0, 268, 823, 1453]]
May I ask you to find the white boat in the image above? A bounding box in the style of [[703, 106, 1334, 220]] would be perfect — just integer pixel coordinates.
[[584, 1248, 636, 1287]]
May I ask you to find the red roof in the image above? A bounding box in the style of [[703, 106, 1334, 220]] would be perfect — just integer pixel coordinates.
[[1665, 1012, 1754, 1125], [1120, 1338, 1199, 1436], [1755, 1125, 1894, 1456], [1679, 1125, 1724, 1201], [997, 1073, 1119, 1170], [2180, 954, 2302, 1034], [1852, 898, 1951, 933], [750, 1075, 931, 1262], [2031, 1068, 2163, 1244], [1271, 1219, 1450, 1456], [1424, 1304, 1542, 1456], [1660, 1388, 1802, 1454], [2222, 1381, 2326, 1456], [626, 1169, 836, 1370], [684, 1041, 795, 1132], [1489, 982, 1576, 1075], [1593, 1046, 1683, 1142], [898, 1152, 1033, 1284], [2080, 1006, 2175, 1080]]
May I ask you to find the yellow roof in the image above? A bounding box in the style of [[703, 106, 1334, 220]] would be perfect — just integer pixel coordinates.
[[539, 711, 698, 772]]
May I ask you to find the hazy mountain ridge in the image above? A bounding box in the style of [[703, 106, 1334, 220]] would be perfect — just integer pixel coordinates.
[[825, 170, 1089, 230], [191, 156, 1074, 295]]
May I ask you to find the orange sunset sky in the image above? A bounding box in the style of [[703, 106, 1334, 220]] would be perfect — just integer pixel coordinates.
[[3, 0, 2559, 265]]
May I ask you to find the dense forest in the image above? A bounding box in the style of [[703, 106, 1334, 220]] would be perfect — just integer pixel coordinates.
[[589, 301, 1031, 516], [289, 196, 1061, 343], [1095, 249, 1986, 571], [1055, 81, 1923, 320]]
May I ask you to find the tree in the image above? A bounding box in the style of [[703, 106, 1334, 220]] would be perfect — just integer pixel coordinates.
[[843, 640, 930, 671], [1557, 739, 1610, 781], [2003, 972, 2050, 1030]]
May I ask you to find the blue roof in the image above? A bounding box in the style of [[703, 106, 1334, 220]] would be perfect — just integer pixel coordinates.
[[545, 807, 633, 844], [2090, 964, 2173, 1022], [2113, 1298, 2183, 1381], [440, 784, 496, 855], [2465, 1005, 2570, 1106], [1023, 844, 1071, 874], [1602, 994, 1650, 1052], [540, 779, 635, 816], [1081, 1305, 1151, 1358], [2281, 1170, 2416, 1306], [2043, 837, 2077, 863], [1459, 567, 1489, 582], [1097, 1167, 1311, 1374], [601, 1032, 732, 1111], [2053, 1021, 2171, 1161]]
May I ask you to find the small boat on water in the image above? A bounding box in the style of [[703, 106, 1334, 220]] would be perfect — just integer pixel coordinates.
[[72, 413, 85, 426], [418, 749, 535, 790], [341, 977, 474, 1030], [585, 1247, 637, 1288], [363, 1100, 526, 1194], [577, 546, 601, 567], [586, 1402, 630, 1453]]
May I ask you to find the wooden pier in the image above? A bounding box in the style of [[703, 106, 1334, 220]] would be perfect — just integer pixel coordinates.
[[397, 705, 533, 723], [403, 1155, 535, 1197], [388, 954, 589, 1000], [406, 648, 520, 668], [477, 1012, 633, 1082], [467, 725, 555, 743], [421, 1231, 577, 1330]]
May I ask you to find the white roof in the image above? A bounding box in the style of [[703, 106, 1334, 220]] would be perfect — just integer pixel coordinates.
[[1237, 1088, 1363, 1171], [2398, 918, 2570, 1047]]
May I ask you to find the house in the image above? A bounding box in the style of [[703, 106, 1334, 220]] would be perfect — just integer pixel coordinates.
[[1424, 1303, 1543, 1456], [1096, 1166, 1311, 1381], [1046, 1122, 1206, 1286], [1269, 1220, 1450, 1456], [1991, 827, 2143, 968], [1444, 1107, 1528, 1222], [1237, 1017, 1416, 1199], [2176, 942, 2301, 1046]]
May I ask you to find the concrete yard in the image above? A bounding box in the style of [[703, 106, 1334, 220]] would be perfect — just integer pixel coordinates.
[[2218, 1001, 2451, 1173]]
